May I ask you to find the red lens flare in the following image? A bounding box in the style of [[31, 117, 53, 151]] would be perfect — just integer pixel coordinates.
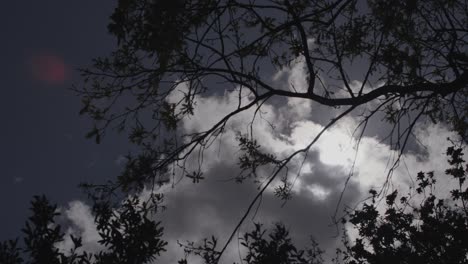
[[29, 54, 68, 84]]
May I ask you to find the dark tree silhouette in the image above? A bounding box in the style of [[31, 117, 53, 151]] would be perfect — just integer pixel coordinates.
[[3, 0, 467, 263], [339, 144, 468, 264], [175, 145, 468, 264], [73, 0, 468, 261], [77, 0, 467, 188], [0, 195, 166, 264], [2, 145, 468, 263]]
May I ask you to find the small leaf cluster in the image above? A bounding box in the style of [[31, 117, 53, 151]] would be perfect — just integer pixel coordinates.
[[179, 223, 324, 264], [237, 135, 279, 182]]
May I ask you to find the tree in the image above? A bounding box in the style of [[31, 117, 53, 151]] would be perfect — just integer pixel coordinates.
[[77, 0, 468, 189], [73, 0, 467, 261], [338, 144, 468, 264], [2, 145, 468, 263], [168, 144, 468, 264], [0, 195, 166, 264]]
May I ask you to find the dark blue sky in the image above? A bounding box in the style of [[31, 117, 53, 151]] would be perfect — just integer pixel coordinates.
[[0, 1, 128, 239]]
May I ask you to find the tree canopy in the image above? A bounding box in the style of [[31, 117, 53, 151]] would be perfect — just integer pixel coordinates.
[[73, 0, 468, 259], [5, 0, 467, 263], [78, 0, 467, 192]]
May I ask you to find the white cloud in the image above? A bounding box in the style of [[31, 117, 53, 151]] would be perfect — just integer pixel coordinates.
[[57, 201, 102, 254], [63, 57, 462, 263], [157, 63, 461, 262], [307, 184, 332, 201], [286, 58, 313, 120]]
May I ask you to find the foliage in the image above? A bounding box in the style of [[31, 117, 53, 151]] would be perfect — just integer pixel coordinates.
[[175, 145, 468, 264], [4, 0, 468, 263], [0, 240, 23, 264], [2, 145, 468, 262], [72, 0, 468, 261], [0, 195, 166, 264], [340, 145, 468, 264], [76, 0, 468, 196], [179, 223, 324, 264], [240, 223, 324, 264]]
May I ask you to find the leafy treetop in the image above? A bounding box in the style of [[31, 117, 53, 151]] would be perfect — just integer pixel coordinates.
[[77, 0, 468, 194]]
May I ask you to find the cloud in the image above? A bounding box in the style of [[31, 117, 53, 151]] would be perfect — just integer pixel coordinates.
[[62, 57, 461, 263], [153, 157, 360, 263], [155, 61, 461, 263], [157, 78, 366, 262], [57, 201, 103, 254]]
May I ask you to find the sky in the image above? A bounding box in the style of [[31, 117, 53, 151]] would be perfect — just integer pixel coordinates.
[[0, 1, 463, 264], [0, 1, 125, 239]]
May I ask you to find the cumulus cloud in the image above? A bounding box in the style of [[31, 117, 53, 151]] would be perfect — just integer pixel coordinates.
[[62, 57, 460, 263], [155, 59, 460, 262]]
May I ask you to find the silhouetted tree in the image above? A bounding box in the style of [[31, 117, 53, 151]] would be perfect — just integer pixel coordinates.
[[176, 145, 468, 264], [0, 195, 166, 264], [73, 0, 467, 261], [4, 1, 467, 263], [338, 144, 468, 264], [2, 145, 468, 262], [77, 0, 468, 191]]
